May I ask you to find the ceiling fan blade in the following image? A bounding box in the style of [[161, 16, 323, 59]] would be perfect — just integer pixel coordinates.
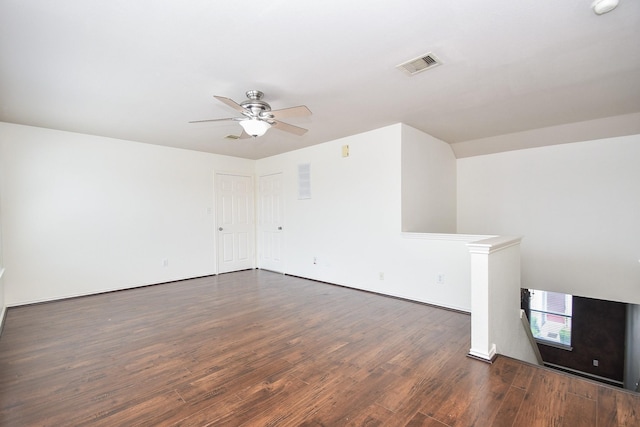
[[272, 120, 308, 136], [188, 117, 243, 123], [214, 95, 246, 113], [270, 105, 312, 119]]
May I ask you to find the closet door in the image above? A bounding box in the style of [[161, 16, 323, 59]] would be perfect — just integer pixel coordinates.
[[216, 173, 254, 273], [257, 172, 284, 273]]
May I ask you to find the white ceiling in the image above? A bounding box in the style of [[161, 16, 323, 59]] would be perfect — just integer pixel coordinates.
[[1, 0, 639, 160]]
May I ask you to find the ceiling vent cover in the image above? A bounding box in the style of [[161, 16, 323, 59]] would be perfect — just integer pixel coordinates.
[[397, 53, 441, 75]]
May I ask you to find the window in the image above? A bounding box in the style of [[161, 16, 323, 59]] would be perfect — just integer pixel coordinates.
[[529, 290, 573, 349]]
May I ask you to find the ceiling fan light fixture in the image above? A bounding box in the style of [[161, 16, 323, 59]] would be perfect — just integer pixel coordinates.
[[239, 119, 271, 137]]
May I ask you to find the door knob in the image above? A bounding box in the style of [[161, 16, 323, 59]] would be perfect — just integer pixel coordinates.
[[278, 226, 283, 230], [218, 227, 223, 231]]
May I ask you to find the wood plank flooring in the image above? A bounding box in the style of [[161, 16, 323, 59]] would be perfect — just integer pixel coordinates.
[[0, 270, 638, 426]]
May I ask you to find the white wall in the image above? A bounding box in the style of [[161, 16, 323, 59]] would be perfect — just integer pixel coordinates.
[[0, 122, 254, 305], [257, 124, 402, 285], [256, 124, 474, 311], [401, 125, 456, 233], [457, 134, 640, 304], [1, 122, 473, 311]]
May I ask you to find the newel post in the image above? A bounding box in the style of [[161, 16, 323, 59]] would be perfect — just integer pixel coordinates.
[[467, 236, 522, 362]]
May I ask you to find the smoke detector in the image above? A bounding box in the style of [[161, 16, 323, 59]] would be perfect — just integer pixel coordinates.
[[397, 53, 442, 76]]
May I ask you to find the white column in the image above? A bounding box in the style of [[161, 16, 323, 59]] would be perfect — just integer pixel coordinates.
[[467, 236, 522, 362]]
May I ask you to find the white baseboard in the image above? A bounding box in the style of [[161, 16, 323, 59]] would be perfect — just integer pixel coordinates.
[[0, 267, 5, 335], [0, 306, 6, 336], [468, 344, 497, 362]]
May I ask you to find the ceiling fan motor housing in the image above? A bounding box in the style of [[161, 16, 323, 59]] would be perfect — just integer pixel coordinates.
[[240, 90, 273, 119]]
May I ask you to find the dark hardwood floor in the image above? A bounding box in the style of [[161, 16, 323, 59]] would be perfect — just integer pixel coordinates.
[[0, 270, 637, 426]]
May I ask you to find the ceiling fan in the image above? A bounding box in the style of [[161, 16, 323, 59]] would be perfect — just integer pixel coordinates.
[[189, 90, 311, 138]]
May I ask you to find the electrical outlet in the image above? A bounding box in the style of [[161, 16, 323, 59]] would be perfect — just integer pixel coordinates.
[[379, 272, 384, 280], [163, 258, 169, 267], [313, 257, 317, 265], [436, 273, 445, 284], [593, 359, 599, 367]]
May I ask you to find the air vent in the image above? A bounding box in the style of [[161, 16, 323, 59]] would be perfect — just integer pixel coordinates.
[[397, 53, 442, 75], [225, 134, 240, 140]]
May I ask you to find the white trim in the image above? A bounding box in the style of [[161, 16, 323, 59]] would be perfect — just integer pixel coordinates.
[[401, 232, 495, 242], [385, 290, 470, 313], [6, 274, 209, 307], [469, 344, 497, 362], [0, 268, 5, 334], [285, 274, 471, 314], [0, 306, 5, 334], [467, 236, 523, 254]]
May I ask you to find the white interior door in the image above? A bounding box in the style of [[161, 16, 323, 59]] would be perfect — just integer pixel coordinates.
[[216, 173, 255, 274], [257, 173, 284, 273]]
